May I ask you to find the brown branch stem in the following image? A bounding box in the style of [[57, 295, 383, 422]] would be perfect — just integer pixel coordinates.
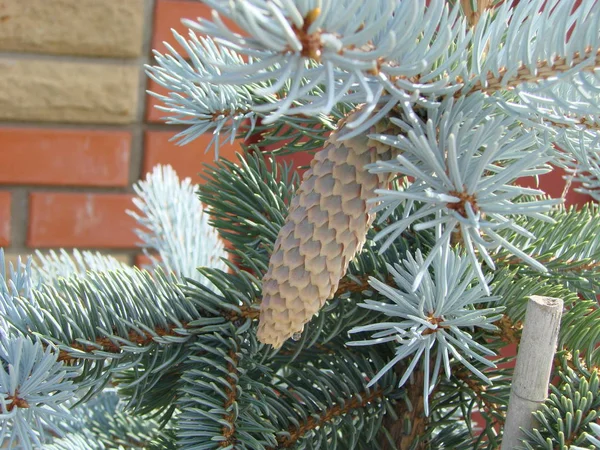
[[495, 314, 522, 346], [466, 47, 600, 96], [381, 368, 429, 450], [273, 387, 385, 448], [57, 322, 191, 362], [55, 303, 261, 363], [496, 253, 600, 273], [220, 348, 241, 448]]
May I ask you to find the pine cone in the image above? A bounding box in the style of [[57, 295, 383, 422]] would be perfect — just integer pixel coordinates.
[[258, 121, 394, 348]]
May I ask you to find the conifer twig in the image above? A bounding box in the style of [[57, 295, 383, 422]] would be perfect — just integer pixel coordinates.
[[381, 369, 428, 450], [467, 47, 600, 95], [273, 387, 385, 448]]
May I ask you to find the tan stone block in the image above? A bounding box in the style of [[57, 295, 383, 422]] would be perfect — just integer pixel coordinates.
[[0, 0, 146, 57], [0, 59, 140, 124]]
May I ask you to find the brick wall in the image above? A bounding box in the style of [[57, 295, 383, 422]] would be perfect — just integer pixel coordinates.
[[0, 0, 244, 267]]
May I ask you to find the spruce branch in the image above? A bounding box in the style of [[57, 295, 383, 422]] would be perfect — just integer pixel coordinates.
[[369, 94, 560, 292], [198, 148, 300, 269], [33, 249, 135, 285], [177, 318, 395, 450], [470, 46, 600, 97], [146, 35, 259, 154], [0, 266, 200, 405], [129, 164, 228, 287], [0, 337, 77, 449], [175, 0, 468, 133], [462, 0, 600, 92], [274, 386, 385, 449], [43, 390, 167, 450], [495, 203, 600, 300], [349, 245, 503, 416], [270, 348, 396, 449]]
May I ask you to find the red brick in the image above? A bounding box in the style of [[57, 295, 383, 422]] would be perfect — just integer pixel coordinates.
[[0, 192, 11, 246], [0, 128, 131, 187], [134, 253, 156, 269], [517, 166, 593, 208], [28, 193, 137, 248], [274, 152, 314, 176], [151, 0, 244, 55], [143, 130, 242, 183]]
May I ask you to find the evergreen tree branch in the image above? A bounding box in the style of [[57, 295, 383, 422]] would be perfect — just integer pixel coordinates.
[[221, 346, 242, 448], [55, 322, 189, 363], [495, 203, 600, 300], [43, 390, 168, 450], [469, 47, 600, 97], [494, 314, 522, 346], [381, 368, 429, 450], [128, 164, 228, 286], [177, 316, 395, 450], [273, 386, 385, 449], [198, 149, 300, 269], [545, 116, 600, 133], [0, 267, 203, 408]]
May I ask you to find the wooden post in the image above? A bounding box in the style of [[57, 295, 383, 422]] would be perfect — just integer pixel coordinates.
[[501, 296, 563, 450]]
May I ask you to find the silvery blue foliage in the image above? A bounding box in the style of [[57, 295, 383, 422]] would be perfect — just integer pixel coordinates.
[[348, 246, 503, 416], [128, 165, 228, 288], [558, 130, 600, 201], [184, 0, 464, 124], [0, 337, 77, 450], [148, 0, 471, 140], [146, 35, 258, 154], [586, 422, 600, 447], [461, 0, 600, 91], [367, 94, 562, 292], [33, 249, 135, 285], [0, 251, 34, 340], [43, 389, 165, 449], [148, 0, 600, 146], [476, 0, 600, 129]]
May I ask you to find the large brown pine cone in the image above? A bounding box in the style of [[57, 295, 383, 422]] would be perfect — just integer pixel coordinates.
[[258, 120, 394, 348]]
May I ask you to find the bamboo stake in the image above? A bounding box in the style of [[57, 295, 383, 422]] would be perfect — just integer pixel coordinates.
[[501, 295, 563, 450]]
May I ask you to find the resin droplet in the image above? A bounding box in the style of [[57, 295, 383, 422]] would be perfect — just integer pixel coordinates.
[[291, 331, 302, 341]]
